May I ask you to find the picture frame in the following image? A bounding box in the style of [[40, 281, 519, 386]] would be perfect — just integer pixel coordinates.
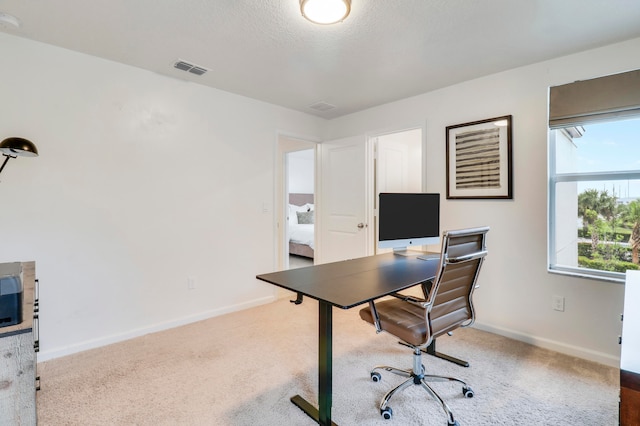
[[446, 115, 513, 199]]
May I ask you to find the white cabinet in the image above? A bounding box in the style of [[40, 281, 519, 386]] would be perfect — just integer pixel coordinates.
[[621, 270, 640, 425]]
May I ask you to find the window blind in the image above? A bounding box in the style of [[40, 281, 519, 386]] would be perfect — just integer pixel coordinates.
[[549, 69, 640, 129]]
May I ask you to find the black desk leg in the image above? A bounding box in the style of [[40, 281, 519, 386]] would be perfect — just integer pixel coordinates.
[[290, 300, 337, 426], [318, 300, 333, 425]]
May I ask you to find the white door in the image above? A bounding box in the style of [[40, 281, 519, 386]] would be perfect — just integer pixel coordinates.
[[375, 128, 423, 253], [317, 135, 372, 264], [377, 139, 410, 192], [376, 128, 422, 193]]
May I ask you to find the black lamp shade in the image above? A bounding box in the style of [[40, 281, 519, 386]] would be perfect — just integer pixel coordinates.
[[0, 137, 39, 157]]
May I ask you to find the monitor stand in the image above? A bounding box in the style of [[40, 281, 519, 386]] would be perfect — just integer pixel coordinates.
[[392, 247, 423, 257], [392, 248, 440, 261]]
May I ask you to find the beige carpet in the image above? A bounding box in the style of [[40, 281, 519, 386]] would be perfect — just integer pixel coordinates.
[[37, 297, 619, 425]]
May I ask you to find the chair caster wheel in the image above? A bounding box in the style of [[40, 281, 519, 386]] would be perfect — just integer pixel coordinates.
[[463, 385, 474, 398], [371, 371, 382, 382], [448, 420, 460, 426], [380, 406, 393, 420]]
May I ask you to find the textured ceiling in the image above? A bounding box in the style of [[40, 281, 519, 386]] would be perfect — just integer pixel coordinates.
[[1, 0, 640, 119]]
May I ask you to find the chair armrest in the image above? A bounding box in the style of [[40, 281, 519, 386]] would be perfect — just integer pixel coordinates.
[[447, 250, 488, 264], [389, 292, 431, 308]]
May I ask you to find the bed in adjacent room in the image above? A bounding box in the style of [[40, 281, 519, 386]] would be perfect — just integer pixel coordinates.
[[288, 193, 314, 259]]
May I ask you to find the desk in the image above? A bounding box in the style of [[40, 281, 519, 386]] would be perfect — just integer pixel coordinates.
[[256, 253, 438, 426]]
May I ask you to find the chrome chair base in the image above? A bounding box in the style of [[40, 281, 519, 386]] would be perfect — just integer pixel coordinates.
[[399, 339, 470, 368], [370, 347, 473, 426]]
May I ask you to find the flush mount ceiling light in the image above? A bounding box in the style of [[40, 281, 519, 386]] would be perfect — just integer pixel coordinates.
[[300, 0, 351, 25]]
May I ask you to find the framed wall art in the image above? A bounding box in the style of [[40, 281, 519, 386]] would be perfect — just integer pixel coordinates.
[[446, 115, 513, 199]]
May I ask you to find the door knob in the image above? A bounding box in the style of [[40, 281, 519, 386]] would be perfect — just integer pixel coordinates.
[[357, 223, 365, 229]]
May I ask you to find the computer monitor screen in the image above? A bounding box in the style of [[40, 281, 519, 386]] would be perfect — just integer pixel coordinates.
[[378, 192, 440, 254]]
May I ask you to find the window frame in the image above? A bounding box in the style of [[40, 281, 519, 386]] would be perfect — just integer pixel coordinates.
[[548, 125, 640, 283], [548, 69, 640, 283]]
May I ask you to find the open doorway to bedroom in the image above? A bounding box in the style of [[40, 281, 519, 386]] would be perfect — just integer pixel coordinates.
[[276, 135, 317, 272], [286, 149, 315, 269]]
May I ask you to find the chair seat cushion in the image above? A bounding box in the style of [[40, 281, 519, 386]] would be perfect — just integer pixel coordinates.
[[360, 299, 428, 346], [360, 296, 472, 346]]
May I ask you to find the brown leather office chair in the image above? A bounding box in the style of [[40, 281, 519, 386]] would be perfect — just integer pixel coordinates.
[[360, 226, 489, 426]]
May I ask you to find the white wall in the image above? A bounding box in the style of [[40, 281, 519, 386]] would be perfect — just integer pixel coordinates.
[[0, 33, 325, 360], [287, 149, 314, 194], [325, 37, 640, 366], [2, 29, 639, 366]]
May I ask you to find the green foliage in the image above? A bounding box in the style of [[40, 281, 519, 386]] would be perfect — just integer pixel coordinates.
[[576, 189, 640, 271], [578, 242, 633, 262], [578, 189, 617, 223], [578, 243, 590, 257], [625, 200, 640, 223], [578, 256, 639, 272], [578, 226, 630, 241]]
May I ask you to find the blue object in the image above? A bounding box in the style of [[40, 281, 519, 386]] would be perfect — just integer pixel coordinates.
[[0, 275, 23, 327]]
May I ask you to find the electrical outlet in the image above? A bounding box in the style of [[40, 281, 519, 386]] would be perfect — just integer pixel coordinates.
[[187, 276, 196, 290], [552, 295, 565, 312]]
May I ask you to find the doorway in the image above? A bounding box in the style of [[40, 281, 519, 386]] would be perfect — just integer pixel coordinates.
[[286, 149, 315, 269], [276, 126, 424, 270], [276, 135, 317, 271], [314, 127, 424, 263]]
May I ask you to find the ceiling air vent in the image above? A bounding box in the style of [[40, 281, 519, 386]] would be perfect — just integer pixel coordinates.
[[173, 60, 208, 76], [308, 101, 336, 112]]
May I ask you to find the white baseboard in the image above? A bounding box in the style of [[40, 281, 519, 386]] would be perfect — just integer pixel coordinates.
[[473, 321, 620, 368], [38, 301, 620, 368], [37, 295, 277, 362]]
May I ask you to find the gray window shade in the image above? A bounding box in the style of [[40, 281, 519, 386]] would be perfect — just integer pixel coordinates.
[[549, 69, 640, 129]]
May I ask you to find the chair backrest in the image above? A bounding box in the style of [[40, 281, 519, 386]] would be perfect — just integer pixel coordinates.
[[427, 226, 489, 339]]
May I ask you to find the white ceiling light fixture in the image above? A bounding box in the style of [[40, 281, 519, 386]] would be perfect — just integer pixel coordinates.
[[300, 0, 351, 25]]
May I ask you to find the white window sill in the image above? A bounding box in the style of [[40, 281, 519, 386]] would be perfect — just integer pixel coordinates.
[[548, 266, 625, 284]]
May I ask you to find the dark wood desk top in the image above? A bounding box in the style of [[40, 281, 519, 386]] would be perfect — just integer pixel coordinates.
[[256, 253, 439, 309]]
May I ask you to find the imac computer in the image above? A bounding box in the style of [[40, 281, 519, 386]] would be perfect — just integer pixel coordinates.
[[378, 192, 440, 257]]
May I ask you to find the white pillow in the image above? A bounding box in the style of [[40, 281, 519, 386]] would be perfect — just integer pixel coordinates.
[[306, 203, 315, 211], [289, 204, 308, 224]]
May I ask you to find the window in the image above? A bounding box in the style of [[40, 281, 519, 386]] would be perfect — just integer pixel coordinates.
[[548, 69, 640, 282], [549, 118, 640, 281]]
